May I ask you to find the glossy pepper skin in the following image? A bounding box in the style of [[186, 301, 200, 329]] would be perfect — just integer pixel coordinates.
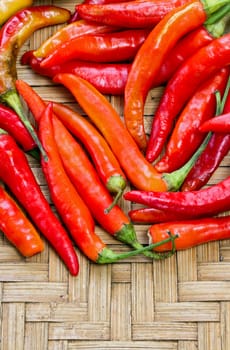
[[16, 79, 127, 199], [39, 103, 167, 262], [21, 51, 130, 95], [124, 175, 230, 218], [54, 73, 209, 193], [128, 207, 192, 224], [199, 112, 230, 133], [0, 131, 79, 276], [0, 0, 33, 26], [0, 104, 36, 151], [182, 79, 230, 191], [146, 32, 230, 162], [76, 0, 189, 28], [40, 29, 150, 68], [0, 5, 71, 159], [148, 216, 230, 252], [34, 19, 117, 59], [0, 184, 44, 257], [155, 67, 229, 172]]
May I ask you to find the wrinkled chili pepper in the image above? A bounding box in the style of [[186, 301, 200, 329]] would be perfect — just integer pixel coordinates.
[[0, 0, 33, 26], [155, 67, 229, 172], [199, 112, 230, 133], [124, 175, 230, 217], [0, 184, 44, 257], [148, 216, 230, 252], [76, 0, 189, 28], [128, 207, 192, 224], [39, 103, 174, 261], [0, 129, 79, 275], [0, 5, 71, 159], [53, 73, 209, 192], [182, 78, 230, 191], [0, 103, 36, 151], [16, 79, 127, 202], [40, 29, 150, 68], [124, 0, 228, 151], [21, 51, 131, 95], [146, 32, 230, 162], [34, 19, 118, 59]]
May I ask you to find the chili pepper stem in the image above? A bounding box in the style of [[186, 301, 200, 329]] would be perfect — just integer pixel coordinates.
[[104, 188, 123, 214], [1, 89, 48, 161], [205, 3, 230, 25], [201, 0, 230, 16], [104, 174, 127, 213], [97, 234, 178, 263]]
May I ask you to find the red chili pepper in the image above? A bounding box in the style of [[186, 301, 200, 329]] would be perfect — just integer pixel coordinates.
[[0, 184, 44, 257], [0, 0, 33, 26], [148, 216, 230, 252], [40, 29, 150, 68], [155, 67, 229, 172], [0, 5, 71, 159], [0, 103, 36, 151], [0, 130, 79, 276], [39, 103, 172, 261], [76, 0, 189, 28], [146, 32, 230, 162], [16, 79, 127, 201], [182, 77, 230, 191], [199, 112, 230, 133], [53, 73, 207, 192], [34, 19, 118, 59], [21, 51, 131, 95], [124, 0, 227, 151], [128, 207, 192, 224], [124, 175, 230, 217]]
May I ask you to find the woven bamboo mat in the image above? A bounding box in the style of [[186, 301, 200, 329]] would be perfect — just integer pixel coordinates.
[[1, 0, 230, 349]]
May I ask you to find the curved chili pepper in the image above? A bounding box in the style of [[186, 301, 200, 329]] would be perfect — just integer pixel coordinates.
[[124, 0, 227, 151], [0, 0, 33, 26], [0, 185, 44, 257], [39, 103, 173, 261], [34, 20, 118, 59], [146, 32, 230, 162], [0, 103, 36, 151], [0, 5, 71, 159], [199, 112, 230, 133], [124, 175, 230, 217], [21, 51, 130, 95], [155, 67, 229, 172], [148, 216, 230, 252], [40, 29, 150, 68], [16, 79, 127, 202], [128, 207, 192, 224], [53, 73, 208, 192], [76, 0, 189, 28], [182, 80, 230, 191], [0, 130, 79, 276]]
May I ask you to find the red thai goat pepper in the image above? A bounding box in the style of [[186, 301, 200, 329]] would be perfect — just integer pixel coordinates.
[[0, 184, 44, 257], [16, 79, 127, 202], [39, 103, 175, 261], [53, 73, 209, 192], [146, 32, 230, 162], [76, 0, 189, 28], [155, 67, 229, 172], [0, 103, 36, 151], [0, 130, 79, 276], [182, 75, 230, 191], [128, 207, 193, 224], [124, 0, 228, 151], [0, 5, 71, 159], [40, 29, 150, 68], [21, 51, 130, 95], [124, 175, 230, 218], [148, 216, 230, 252], [199, 112, 230, 133], [34, 19, 118, 59]]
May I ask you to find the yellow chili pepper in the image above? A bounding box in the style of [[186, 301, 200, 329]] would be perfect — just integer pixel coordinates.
[[0, 0, 33, 26]]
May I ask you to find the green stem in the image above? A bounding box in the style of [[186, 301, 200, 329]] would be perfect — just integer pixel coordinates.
[[205, 5, 230, 36], [104, 174, 127, 213], [202, 0, 230, 17], [205, 3, 230, 25], [97, 234, 178, 263], [1, 89, 48, 161]]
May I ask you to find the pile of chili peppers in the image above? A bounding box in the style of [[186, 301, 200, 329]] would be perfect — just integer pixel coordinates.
[[0, 0, 230, 275]]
